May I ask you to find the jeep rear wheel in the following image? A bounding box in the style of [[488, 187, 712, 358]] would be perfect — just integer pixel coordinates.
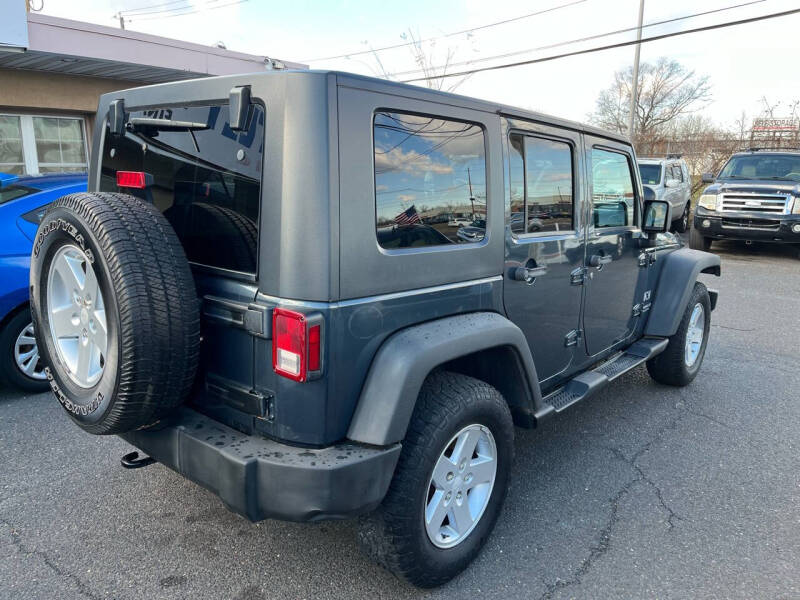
[[358, 371, 513, 588], [29, 192, 200, 434]]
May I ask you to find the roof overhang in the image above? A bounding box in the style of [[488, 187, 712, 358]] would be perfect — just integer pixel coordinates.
[[0, 12, 306, 84]]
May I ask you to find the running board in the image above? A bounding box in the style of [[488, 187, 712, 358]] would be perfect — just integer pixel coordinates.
[[543, 338, 669, 413]]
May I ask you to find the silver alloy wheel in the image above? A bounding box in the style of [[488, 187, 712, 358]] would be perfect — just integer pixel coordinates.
[[46, 244, 107, 388], [14, 322, 46, 380], [684, 303, 705, 367], [424, 423, 497, 549]]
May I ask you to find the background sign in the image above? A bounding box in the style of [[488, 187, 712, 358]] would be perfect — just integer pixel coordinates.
[[752, 117, 800, 132]]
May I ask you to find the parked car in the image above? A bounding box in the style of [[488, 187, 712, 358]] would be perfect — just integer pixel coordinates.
[[447, 216, 472, 227], [637, 156, 692, 233], [0, 172, 86, 391], [691, 148, 800, 256], [456, 218, 486, 242], [29, 71, 719, 588]]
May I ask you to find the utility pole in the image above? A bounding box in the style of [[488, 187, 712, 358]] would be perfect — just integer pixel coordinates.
[[115, 12, 126, 29], [467, 167, 475, 218], [627, 0, 645, 143]]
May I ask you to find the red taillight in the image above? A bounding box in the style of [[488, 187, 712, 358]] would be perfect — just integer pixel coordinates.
[[116, 171, 150, 189], [272, 308, 322, 382], [307, 325, 321, 372]]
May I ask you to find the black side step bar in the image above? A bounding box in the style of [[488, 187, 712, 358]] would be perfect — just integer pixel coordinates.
[[543, 338, 669, 413]]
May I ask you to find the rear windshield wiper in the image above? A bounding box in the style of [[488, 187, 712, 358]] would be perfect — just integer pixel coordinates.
[[126, 117, 209, 132]]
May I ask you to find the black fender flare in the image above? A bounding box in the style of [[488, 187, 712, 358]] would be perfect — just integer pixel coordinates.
[[644, 247, 721, 337], [347, 312, 544, 446]]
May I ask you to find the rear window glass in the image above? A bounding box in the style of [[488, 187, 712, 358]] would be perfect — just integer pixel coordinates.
[[373, 111, 486, 248], [100, 104, 264, 274], [638, 164, 662, 186]]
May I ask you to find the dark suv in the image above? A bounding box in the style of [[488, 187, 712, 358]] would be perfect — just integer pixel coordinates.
[[691, 148, 800, 255], [29, 71, 720, 588]]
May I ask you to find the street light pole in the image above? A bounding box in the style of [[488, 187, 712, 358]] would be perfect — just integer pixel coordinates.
[[627, 0, 645, 143]]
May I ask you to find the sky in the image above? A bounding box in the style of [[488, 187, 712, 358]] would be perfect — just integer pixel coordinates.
[[35, 0, 800, 130]]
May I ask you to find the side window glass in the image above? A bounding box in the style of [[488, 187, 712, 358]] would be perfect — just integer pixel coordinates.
[[508, 133, 573, 235], [373, 111, 486, 249], [591, 148, 636, 229]]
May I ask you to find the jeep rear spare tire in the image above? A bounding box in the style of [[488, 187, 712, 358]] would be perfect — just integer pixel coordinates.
[[29, 192, 200, 434]]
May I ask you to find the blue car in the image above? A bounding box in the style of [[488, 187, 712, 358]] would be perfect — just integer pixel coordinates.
[[0, 172, 87, 391]]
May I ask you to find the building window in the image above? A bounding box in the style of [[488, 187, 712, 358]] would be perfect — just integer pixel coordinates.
[[0, 114, 88, 175], [0, 115, 25, 174], [373, 111, 486, 249]]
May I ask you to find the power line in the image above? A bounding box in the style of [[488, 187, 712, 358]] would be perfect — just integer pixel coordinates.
[[401, 6, 800, 83], [118, 0, 194, 16], [301, 0, 589, 63], [388, 0, 767, 79], [128, 0, 248, 21]]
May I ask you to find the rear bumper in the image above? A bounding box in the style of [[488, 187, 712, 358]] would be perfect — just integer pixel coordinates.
[[693, 213, 800, 243], [121, 408, 401, 522]]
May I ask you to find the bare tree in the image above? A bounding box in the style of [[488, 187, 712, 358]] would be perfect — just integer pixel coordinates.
[[590, 57, 712, 150], [364, 29, 473, 92]]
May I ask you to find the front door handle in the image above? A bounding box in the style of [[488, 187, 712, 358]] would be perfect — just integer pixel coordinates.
[[512, 265, 548, 284], [589, 254, 613, 267]]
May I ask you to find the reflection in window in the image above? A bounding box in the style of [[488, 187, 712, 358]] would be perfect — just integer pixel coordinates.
[[374, 112, 486, 248], [591, 148, 635, 229], [508, 134, 573, 234]]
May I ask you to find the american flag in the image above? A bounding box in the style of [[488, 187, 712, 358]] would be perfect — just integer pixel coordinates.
[[394, 205, 422, 225]]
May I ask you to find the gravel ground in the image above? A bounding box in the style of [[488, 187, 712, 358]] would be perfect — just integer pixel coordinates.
[[1, 238, 798, 599]]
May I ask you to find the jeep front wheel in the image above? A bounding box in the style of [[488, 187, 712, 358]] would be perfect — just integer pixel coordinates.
[[29, 192, 200, 434], [646, 282, 711, 386], [357, 371, 514, 588]]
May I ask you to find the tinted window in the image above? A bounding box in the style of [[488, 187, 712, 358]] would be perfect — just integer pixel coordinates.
[[373, 111, 486, 248], [638, 164, 661, 186], [100, 104, 264, 274], [591, 148, 636, 229], [508, 133, 573, 234]]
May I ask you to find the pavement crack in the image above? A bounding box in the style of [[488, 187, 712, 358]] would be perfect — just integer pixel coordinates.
[[0, 517, 103, 600], [538, 416, 686, 599], [537, 472, 638, 600]]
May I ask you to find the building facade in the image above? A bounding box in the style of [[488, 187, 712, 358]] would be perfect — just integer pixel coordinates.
[[0, 10, 304, 176]]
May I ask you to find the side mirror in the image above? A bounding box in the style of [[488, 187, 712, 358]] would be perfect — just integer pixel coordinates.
[[643, 199, 671, 237], [701, 172, 715, 183], [664, 179, 678, 188], [642, 185, 656, 202]]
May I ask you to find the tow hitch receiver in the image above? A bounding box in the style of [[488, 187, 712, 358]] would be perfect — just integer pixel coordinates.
[[121, 451, 156, 469]]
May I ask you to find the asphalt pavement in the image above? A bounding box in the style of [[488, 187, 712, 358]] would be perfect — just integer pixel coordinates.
[[1, 238, 798, 600]]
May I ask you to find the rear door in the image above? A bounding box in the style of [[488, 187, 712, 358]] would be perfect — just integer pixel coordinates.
[[502, 121, 585, 386], [98, 101, 265, 415], [582, 137, 644, 357]]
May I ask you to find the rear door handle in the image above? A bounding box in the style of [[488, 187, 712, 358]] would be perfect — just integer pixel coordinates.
[[512, 265, 548, 284], [589, 254, 613, 267]]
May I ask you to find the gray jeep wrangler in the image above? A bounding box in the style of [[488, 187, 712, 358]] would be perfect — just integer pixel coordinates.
[[29, 71, 720, 587]]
